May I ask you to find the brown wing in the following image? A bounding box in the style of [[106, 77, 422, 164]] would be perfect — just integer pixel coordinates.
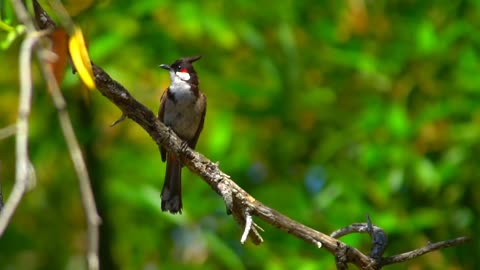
[[188, 92, 207, 149], [158, 89, 168, 162]]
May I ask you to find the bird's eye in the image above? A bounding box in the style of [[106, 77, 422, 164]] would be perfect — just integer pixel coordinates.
[[180, 68, 188, 73]]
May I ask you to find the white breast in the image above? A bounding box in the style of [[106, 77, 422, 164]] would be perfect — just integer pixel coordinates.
[[163, 81, 203, 140]]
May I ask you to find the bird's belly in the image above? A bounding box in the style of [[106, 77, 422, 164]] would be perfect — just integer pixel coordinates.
[[163, 102, 202, 140]]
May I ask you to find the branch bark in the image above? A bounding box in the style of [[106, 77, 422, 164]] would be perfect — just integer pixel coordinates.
[[26, 2, 472, 269], [380, 236, 470, 266]]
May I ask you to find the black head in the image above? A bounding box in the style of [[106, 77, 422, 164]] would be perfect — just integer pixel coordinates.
[[160, 56, 202, 85]]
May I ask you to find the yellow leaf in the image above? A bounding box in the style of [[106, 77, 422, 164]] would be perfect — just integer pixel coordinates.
[[68, 26, 95, 89]]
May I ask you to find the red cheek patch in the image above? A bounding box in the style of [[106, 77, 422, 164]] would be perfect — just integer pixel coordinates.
[[180, 68, 188, 73]]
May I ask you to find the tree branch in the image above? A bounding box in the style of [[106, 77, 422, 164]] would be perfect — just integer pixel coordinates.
[[380, 237, 470, 267], [0, 124, 16, 140], [0, 162, 4, 212], [29, 2, 471, 269], [331, 215, 388, 260], [0, 29, 42, 236]]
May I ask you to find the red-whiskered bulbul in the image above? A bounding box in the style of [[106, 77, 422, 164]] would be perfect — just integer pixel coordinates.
[[158, 56, 206, 214]]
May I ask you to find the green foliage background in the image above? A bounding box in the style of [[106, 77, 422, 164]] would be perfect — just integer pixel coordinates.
[[0, 0, 478, 269]]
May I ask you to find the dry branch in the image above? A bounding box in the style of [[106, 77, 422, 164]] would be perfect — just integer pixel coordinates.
[[380, 237, 470, 266], [0, 29, 41, 237]]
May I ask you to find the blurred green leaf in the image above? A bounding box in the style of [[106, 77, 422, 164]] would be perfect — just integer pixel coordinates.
[[415, 157, 441, 190], [204, 232, 245, 270], [387, 103, 409, 138], [208, 111, 233, 157], [416, 20, 438, 54]]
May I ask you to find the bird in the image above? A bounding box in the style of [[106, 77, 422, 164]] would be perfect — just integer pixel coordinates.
[[158, 56, 207, 214]]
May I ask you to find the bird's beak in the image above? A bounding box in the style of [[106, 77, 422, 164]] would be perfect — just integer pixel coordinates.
[[159, 64, 171, 71]]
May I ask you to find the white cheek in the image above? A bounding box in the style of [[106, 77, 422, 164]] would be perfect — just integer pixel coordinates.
[[176, 71, 190, 81]]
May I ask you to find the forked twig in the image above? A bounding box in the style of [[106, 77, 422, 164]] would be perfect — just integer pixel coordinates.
[[0, 30, 42, 236]]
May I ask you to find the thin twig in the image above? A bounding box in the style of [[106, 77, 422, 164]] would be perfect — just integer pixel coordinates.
[[110, 113, 126, 127], [0, 162, 4, 211], [0, 124, 17, 140], [380, 236, 470, 266], [38, 50, 101, 270], [240, 209, 253, 244], [0, 31, 42, 236], [330, 216, 388, 260], [10, 0, 36, 32], [366, 215, 387, 260], [331, 222, 384, 239]]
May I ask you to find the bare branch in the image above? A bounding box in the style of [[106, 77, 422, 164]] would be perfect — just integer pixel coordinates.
[[0, 30, 43, 236], [330, 215, 388, 260], [0, 124, 17, 140], [0, 0, 44, 234], [381, 237, 470, 266], [240, 209, 254, 244], [110, 113, 127, 127], [10, 0, 36, 31], [366, 215, 387, 260], [0, 162, 4, 211]]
